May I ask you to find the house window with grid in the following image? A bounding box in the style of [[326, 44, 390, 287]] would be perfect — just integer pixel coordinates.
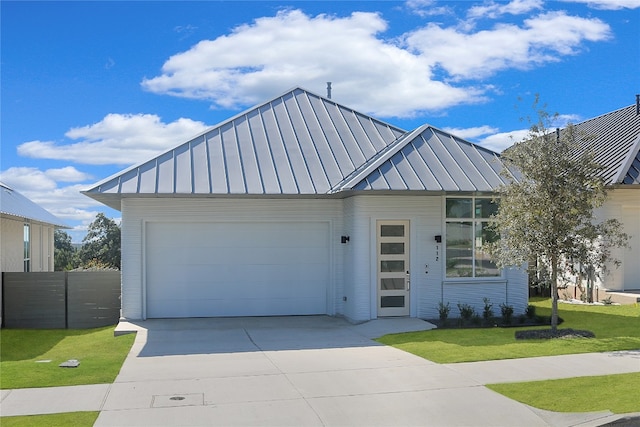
[[445, 197, 500, 278]]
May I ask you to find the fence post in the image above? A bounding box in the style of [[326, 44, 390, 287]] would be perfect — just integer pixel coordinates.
[[64, 271, 69, 329], [1, 272, 4, 328]]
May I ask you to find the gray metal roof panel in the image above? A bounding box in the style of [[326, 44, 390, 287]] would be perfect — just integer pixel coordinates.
[[570, 104, 640, 185], [344, 125, 509, 192], [0, 183, 68, 227], [83, 87, 407, 203], [83, 87, 513, 205], [624, 154, 640, 184]]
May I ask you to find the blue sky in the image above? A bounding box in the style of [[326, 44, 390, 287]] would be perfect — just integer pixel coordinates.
[[1, 0, 639, 242]]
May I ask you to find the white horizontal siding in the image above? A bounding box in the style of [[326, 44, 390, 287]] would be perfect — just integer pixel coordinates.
[[594, 189, 640, 291], [121, 194, 530, 321], [121, 198, 343, 320], [1, 217, 23, 272], [343, 195, 444, 322], [0, 218, 54, 273], [343, 194, 528, 321]]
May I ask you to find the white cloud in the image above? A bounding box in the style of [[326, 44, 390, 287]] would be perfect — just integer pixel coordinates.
[[42, 166, 92, 182], [468, 0, 544, 19], [561, 0, 640, 9], [404, 0, 454, 17], [477, 129, 530, 152], [403, 11, 611, 79], [0, 168, 100, 212], [141, 9, 611, 118], [0, 166, 115, 241], [441, 125, 500, 141], [17, 113, 210, 166], [441, 125, 523, 153], [1, 167, 58, 191], [141, 9, 487, 117], [464, 112, 583, 153], [53, 207, 100, 222]]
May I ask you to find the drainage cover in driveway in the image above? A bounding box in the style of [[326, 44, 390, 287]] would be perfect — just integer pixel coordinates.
[[152, 393, 204, 408]]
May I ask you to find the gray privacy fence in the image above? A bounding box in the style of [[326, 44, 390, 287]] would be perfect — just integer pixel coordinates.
[[1, 271, 121, 329]]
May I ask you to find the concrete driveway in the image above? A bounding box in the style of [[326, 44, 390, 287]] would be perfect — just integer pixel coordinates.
[[94, 316, 556, 427]]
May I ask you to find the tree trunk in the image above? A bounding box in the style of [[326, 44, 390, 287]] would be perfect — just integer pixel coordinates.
[[551, 254, 558, 333], [587, 267, 594, 303]]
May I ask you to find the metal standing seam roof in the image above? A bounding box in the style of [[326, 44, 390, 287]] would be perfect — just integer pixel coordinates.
[[335, 124, 514, 192], [83, 87, 512, 210], [0, 183, 68, 227], [570, 104, 640, 185], [84, 87, 406, 209]]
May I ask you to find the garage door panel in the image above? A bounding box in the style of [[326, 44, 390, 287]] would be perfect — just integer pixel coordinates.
[[146, 222, 330, 318], [150, 294, 327, 317]]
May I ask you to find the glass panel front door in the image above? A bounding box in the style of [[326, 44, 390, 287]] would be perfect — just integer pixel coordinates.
[[377, 220, 410, 316]]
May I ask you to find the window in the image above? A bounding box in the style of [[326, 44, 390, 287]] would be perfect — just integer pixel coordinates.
[[24, 223, 31, 272], [445, 197, 499, 278]]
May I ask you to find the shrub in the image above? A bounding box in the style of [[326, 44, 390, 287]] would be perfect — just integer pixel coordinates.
[[500, 303, 514, 325], [457, 303, 475, 324], [438, 302, 451, 323], [483, 298, 494, 323]]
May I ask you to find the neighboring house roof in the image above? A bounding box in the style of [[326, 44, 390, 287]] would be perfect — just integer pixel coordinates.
[[571, 104, 640, 185], [0, 182, 68, 227], [84, 87, 511, 210]]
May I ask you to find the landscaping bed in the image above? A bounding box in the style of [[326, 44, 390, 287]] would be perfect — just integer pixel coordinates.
[[515, 328, 595, 340]]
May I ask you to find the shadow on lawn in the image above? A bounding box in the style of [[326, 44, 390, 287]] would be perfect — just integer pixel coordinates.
[[0, 329, 98, 361]]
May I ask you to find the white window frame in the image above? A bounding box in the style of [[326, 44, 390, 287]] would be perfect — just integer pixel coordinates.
[[24, 222, 31, 272], [443, 196, 502, 280]]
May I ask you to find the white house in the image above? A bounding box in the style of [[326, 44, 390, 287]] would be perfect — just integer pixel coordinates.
[[1, 182, 67, 273], [83, 87, 528, 322], [569, 102, 640, 294]]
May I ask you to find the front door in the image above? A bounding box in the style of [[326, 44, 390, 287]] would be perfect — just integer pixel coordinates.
[[377, 220, 410, 317]]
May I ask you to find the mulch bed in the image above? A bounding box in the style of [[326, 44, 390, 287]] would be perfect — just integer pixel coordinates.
[[515, 328, 595, 340]]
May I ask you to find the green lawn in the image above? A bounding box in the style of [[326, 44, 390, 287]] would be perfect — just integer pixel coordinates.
[[377, 299, 640, 415], [0, 412, 99, 427], [487, 372, 640, 414], [0, 326, 135, 389], [376, 298, 640, 363]]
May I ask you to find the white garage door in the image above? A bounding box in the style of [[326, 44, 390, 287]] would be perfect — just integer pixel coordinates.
[[145, 222, 330, 318]]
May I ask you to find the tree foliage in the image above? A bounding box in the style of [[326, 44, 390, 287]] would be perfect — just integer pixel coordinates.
[[489, 102, 629, 331], [78, 213, 121, 270], [54, 229, 78, 271]]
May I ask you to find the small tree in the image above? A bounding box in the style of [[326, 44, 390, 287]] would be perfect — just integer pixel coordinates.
[[78, 213, 121, 270], [489, 101, 628, 332]]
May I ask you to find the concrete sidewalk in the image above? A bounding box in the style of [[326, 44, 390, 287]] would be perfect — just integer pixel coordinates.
[[1, 317, 639, 426]]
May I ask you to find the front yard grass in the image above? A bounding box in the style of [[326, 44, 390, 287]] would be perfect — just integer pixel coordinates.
[[0, 326, 135, 389], [376, 298, 640, 363], [487, 372, 640, 414], [0, 412, 99, 427]]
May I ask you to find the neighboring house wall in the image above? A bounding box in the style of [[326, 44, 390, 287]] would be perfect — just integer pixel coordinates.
[[1, 217, 23, 272], [594, 188, 640, 291], [0, 216, 54, 273], [29, 222, 55, 272]]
